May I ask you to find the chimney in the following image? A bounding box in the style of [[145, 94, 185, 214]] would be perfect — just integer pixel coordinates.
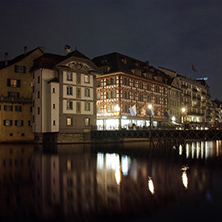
[[24, 46, 27, 55], [5, 53, 8, 66], [64, 45, 71, 55]]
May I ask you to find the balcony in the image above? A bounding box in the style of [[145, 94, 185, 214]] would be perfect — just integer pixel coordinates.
[[181, 84, 188, 89], [0, 96, 32, 104]]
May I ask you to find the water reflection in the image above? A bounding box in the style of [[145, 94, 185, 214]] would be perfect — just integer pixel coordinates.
[[0, 141, 222, 221], [179, 140, 222, 159]]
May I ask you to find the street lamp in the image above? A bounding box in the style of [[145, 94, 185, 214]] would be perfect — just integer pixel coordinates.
[[181, 107, 186, 123], [148, 104, 152, 141]]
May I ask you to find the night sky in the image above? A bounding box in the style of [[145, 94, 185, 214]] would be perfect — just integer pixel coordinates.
[[1, 0, 222, 99]]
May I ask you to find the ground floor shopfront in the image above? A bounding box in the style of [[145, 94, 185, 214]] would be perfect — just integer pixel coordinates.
[[96, 117, 163, 130]]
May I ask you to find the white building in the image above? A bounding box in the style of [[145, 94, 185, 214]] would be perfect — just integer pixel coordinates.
[[31, 46, 100, 143]]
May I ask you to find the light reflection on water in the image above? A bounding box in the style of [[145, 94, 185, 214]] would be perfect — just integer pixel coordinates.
[[0, 140, 222, 221]]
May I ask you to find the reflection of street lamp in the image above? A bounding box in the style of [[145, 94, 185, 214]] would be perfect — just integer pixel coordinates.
[[148, 177, 155, 194], [172, 116, 176, 122], [148, 104, 152, 140]]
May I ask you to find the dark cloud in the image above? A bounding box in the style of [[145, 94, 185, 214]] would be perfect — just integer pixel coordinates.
[[1, 0, 222, 99]]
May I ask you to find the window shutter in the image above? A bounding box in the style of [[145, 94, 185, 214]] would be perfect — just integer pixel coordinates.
[[23, 66, 26, 73], [17, 80, 21, 87], [21, 120, 24, 126], [10, 120, 12, 126], [14, 65, 17, 72], [3, 120, 6, 125], [7, 79, 10, 86], [15, 120, 17, 126]]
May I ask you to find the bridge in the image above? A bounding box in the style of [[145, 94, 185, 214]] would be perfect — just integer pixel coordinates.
[[91, 129, 222, 141]]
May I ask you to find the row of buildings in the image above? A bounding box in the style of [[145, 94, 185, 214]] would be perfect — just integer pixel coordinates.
[[0, 45, 221, 143]]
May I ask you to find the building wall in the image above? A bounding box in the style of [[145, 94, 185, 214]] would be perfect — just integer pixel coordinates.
[[96, 72, 169, 129], [33, 69, 58, 133], [59, 65, 96, 133], [0, 48, 44, 142]]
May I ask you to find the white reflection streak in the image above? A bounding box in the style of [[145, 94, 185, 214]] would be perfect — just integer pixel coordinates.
[[179, 144, 183, 155], [121, 155, 130, 176], [186, 144, 189, 158], [115, 168, 121, 185], [148, 177, 155, 194], [191, 142, 195, 159], [181, 165, 189, 190]]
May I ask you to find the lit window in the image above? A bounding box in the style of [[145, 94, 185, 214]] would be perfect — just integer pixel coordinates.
[[7, 79, 21, 87], [84, 74, 90, 83], [67, 117, 72, 126], [85, 117, 90, 126]]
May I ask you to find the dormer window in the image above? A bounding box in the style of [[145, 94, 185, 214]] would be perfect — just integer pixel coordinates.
[[121, 58, 127, 64]]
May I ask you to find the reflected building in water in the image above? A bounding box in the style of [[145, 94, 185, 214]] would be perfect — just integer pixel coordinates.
[[32, 146, 97, 219], [1, 141, 221, 220], [0, 145, 34, 219]]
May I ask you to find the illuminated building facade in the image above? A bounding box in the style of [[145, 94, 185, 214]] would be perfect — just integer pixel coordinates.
[[159, 67, 212, 129], [31, 46, 100, 143], [0, 47, 44, 142], [93, 52, 169, 130]]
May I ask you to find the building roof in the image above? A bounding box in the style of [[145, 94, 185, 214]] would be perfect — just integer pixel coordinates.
[[0, 47, 45, 70], [92, 52, 170, 86], [93, 52, 145, 74], [31, 49, 91, 71], [48, 77, 59, 83]]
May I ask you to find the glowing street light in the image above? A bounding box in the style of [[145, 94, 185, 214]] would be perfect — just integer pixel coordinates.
[[181, 107, 186, 123], [148, 104, 153, 141]]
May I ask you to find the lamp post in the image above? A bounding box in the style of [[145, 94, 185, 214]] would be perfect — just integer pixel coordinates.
[[148, 104, 152, 141], [181, 107, 186, 123], [181, 107, 186, 130]]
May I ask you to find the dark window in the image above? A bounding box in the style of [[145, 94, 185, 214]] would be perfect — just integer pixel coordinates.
[[15, 106, 22, 112], [8, 92, 19, 97], [14, 65, 26, 73], [4, 105, 13, 111], [15, 120, 24, 126]]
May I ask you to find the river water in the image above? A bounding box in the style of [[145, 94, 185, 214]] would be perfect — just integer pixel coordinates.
[[0, 140, 222, 221]]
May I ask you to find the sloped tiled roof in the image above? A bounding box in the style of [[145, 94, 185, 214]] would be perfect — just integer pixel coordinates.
[[0, 47, 44, 70], [31, 53, 64, 71], [48, 77, 59, 83], [66, 50, 90, 60], [31, 49, 91, 71], [92, 52, 144, 74]]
